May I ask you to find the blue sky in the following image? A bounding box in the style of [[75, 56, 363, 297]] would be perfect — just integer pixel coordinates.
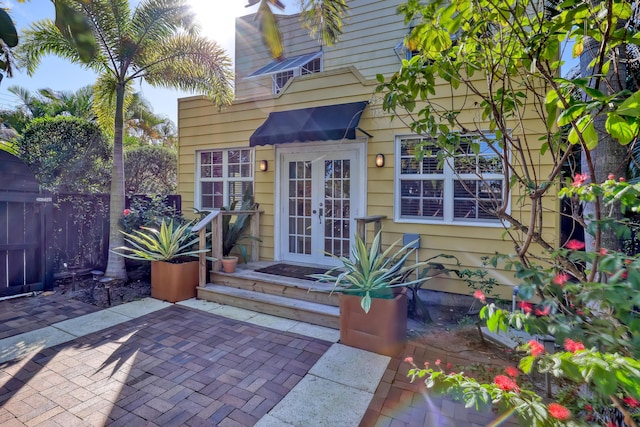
[[0, 0, 298, 125]]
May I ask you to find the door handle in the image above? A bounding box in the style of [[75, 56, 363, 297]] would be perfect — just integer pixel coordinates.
[[318, 208, 323, 224]]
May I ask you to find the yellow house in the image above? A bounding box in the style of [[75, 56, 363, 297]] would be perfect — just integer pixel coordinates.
[[177, 0, 558, 302]]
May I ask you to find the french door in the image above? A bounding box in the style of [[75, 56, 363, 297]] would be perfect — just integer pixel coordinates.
[[278, 146, 363, 266]]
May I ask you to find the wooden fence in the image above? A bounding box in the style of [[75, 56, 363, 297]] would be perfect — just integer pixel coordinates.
[[50, 193, 181, 273]]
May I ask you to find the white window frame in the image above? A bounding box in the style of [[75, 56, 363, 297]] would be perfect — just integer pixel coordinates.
[[394, 134, 508, 227], [272, 55, 323, 94], [195, 148, 254, 210]]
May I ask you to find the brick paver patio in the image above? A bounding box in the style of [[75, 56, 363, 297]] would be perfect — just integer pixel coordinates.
[[0, 305, 331, 426], [0, 293, 526, 426], [0, 293, 100, 340], [361, 339, 521, 427]]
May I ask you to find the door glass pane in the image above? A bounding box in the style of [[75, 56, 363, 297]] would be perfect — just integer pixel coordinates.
[[323, 159, 350, 258], [288, 161, 312, 255]]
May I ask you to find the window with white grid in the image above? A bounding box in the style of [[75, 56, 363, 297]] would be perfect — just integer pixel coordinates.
[[197, 149, 254, 209], [272, 56, 323, 94], [395, 135, 505, 225]]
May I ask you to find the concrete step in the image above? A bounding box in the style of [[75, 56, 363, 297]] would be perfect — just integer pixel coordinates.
[[197, 284, 340, 329], [209, 268, 339, 307]]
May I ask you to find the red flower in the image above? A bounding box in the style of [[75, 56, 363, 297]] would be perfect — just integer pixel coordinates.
[[606, 422, 616, 427], [572, 173, 588, 187], [564, 338, 585, 353], [548, 403, 571, 421], [535, 305, 550, 316], [494, 375, 520, 392], [424, 361, 429, 367], [518, 301, 533, 314], [553, 272, 569, 286], [473, 289, 486, 302], [435, 359, 441, 366], [620, 177, 626, 182], [623, 396, 640, 408], [505, 366, 519, 378], [565, 240, 585, 250], [123, 208, 131, 216], [608, 173, 615, 180], [404, 356, 414, 364], [599, 248, 608, 256], [446, 362, 452, 370], [585, 404, 593, 412], [528, 340, 544, 356]]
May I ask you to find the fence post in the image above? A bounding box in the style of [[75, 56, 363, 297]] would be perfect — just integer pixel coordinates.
[[250, 210, 260, 262]]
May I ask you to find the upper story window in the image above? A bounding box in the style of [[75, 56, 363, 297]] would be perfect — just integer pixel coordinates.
[[197, 149, 254, 209], [395, 135, 506, 225], [247, 51, 323, 95]]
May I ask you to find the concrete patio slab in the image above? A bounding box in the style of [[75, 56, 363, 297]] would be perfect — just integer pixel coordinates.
[[259, 374, 375, 427], [177, 298, 223, 312], [254, 414, 297, 426], [52, 310, 131, 337], [288, 322, 340, 342], [106, 298, 171, 318], [179, 298, 341, 342], [206, 304, 260, 321], [246, 313, 302, 331], [309, 343, 390, 393], [0, 326, 76, 364]]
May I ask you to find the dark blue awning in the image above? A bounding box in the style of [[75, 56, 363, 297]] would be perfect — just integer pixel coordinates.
[[249, 101, 368, 147]]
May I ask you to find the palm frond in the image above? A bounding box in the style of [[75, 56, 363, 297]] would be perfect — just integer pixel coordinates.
[[299, 0, 347, 46], [17, 19, 106, 75], [138, 33, 233, 107], [78, 0, 130, 68], [93, 75, 134, 135]]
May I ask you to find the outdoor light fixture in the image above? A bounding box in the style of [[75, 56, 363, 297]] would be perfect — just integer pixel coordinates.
[[375, 153, 385, 168], [259, 160, 268, 172]]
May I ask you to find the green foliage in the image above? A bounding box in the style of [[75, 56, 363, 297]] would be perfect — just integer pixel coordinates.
[[124, 146, 177, 195], [253, 0, 348, 59], [113, 219, 207, 262], [0, 8, 18, 83], [15, 116, 110, 193], [412, 178, 640, 425], [193, 185, 260, 262], [220, 186, 259, 261], [377, 0, 640, 260], [121, 195, 183, 236], [383, 0, 640, 422], [17, 0, 234, 279], [310, 230, 437, 314]]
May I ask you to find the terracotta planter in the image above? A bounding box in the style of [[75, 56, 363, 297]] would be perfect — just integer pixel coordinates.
[[150, 260, 198, 303], [221, 256, 238, 273], [339, 288, 407, 356]]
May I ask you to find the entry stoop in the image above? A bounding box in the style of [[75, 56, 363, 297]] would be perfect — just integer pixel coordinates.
[[197, 262, 340, 329]]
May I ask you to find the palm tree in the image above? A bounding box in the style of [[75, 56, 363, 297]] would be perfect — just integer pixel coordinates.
[[18, 0, 233, 280]]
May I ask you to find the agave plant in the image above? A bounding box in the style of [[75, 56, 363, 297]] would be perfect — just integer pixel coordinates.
[[113, 219, 208, 262], [310, 230, 439, 313]]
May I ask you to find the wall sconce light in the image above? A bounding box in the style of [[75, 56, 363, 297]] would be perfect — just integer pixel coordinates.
[[259, 160, 268, 172], [375, 153, 385, 168]]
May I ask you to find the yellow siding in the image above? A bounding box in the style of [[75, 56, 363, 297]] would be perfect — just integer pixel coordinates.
[[179, 65, 557, 297], [180, 1, 559, 299], [234, 0, 408, 100]]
